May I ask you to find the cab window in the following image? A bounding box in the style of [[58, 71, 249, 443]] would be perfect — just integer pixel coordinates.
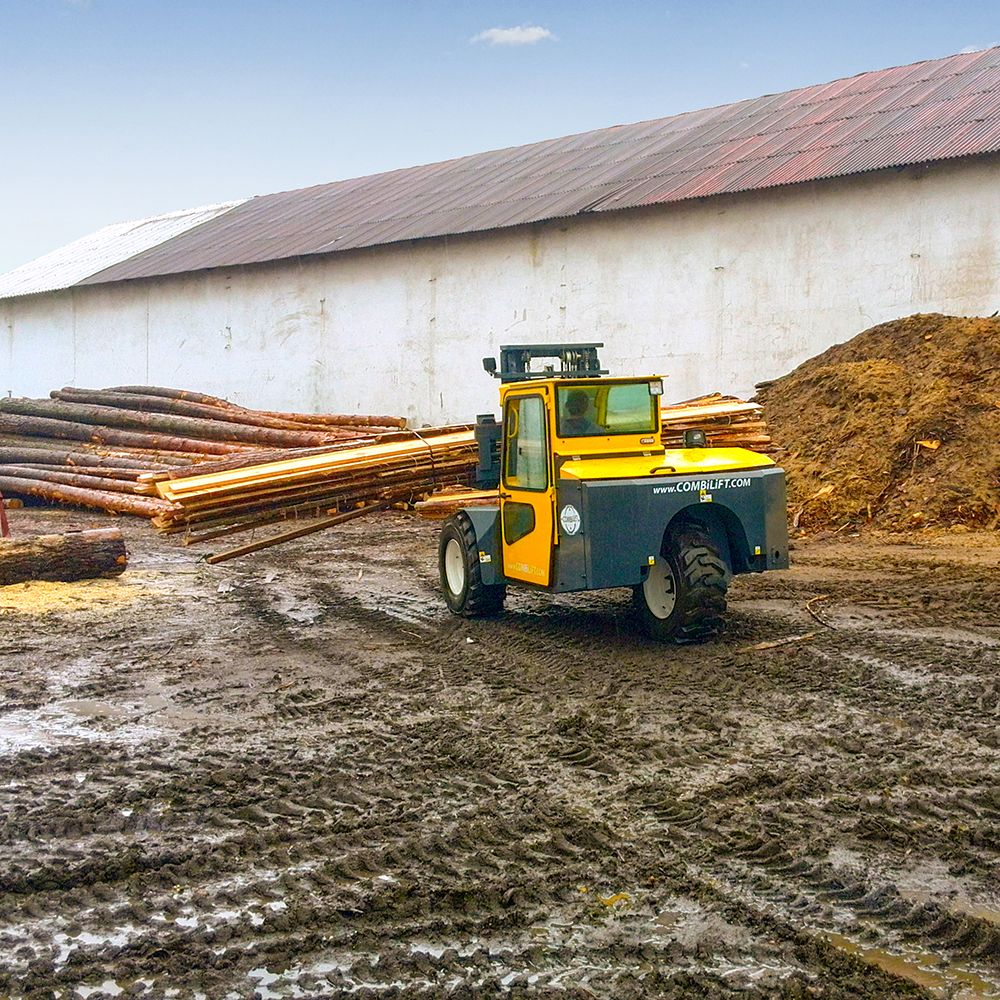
[[604, 382, 659, 432], [503, 395, 548, 490], [556, 382, 658, 437]]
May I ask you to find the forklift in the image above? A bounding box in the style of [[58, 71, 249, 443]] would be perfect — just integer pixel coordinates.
[[438, 344, 789, 641]]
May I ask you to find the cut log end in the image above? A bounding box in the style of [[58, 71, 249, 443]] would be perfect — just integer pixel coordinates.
[[0, 528, 128, 586]]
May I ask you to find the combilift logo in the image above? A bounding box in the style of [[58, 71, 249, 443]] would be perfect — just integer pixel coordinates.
[[652, 477, 752, 495]]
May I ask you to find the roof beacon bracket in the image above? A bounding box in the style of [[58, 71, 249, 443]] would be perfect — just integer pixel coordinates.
[[483, 343, 608, 383]]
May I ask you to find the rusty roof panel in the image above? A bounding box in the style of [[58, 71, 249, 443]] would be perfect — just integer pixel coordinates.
[[4, 45, 994, 295]]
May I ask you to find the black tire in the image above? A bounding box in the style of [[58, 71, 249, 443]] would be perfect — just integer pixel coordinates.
[[634, 522, 727, 642], [438, 512, 506, 618]]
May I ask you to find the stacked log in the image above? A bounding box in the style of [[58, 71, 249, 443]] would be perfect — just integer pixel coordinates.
[[145, 429, 478, 554], [661, 394, 774, 453], [414, 487, 499, 519], [0, 387, 408, 517]]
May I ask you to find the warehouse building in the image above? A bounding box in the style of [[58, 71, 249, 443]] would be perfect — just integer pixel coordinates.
[[2, 46, 1000, 424]]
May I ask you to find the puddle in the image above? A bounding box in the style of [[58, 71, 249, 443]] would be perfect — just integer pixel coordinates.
[[249, 967, 280, 985], [0, 702, 161, 756], [63, 699, 123, 720], [824, 932, 1000, 997], [651, 895, 707, 938], [41, 654, 103, 696], [653, 910, 682, 932], [843, 651, 932, 688], [248, 967, 287, 1000], [76, 981, 123, 998], [707, 866, 1000, 998], [956, 902, 1000, 926], [53, 928, 137, 967], [882, 857, 1000, 927]]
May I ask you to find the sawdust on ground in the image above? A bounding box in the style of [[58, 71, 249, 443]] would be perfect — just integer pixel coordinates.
[[757, 313, 1000, 532], [0, 577, 151, 615]]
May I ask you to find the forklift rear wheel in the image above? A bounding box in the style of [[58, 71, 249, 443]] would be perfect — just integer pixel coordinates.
[[439, 513, 506, 617], [636, 523, 727, 642]]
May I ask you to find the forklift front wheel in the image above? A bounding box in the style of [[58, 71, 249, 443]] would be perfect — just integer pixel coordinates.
[[635, 524, 727, 643], [439, 513, 506, 618]]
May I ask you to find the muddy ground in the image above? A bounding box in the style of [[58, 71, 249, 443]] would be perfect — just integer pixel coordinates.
[[1, 509, 999, 999]]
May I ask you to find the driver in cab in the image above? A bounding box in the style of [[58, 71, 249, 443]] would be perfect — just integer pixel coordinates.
[[562, 389, 603, 436]]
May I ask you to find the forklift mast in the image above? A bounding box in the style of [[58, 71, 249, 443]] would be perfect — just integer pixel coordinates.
[[474, 413, 502, 489], [482, 343, 609, 383]]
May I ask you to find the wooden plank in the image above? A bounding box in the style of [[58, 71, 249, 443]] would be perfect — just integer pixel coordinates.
[[661, 401, 762, 422], [156, 431, 475, 500], [205, 501, 389, 564]]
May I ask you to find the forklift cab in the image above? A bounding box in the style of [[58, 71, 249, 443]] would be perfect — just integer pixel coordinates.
[[494, 345, 665, 588]]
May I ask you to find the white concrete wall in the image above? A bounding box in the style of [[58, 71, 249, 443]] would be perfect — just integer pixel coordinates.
[[3, 156, 999, 426]]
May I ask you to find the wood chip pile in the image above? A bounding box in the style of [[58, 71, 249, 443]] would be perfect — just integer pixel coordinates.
[[0, 386, 408, 518]]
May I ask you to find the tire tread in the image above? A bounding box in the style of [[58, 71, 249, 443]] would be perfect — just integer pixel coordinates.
[[634, 522, 727, 642], [440, 513, 506, 618], [671, 524, 727, 642]]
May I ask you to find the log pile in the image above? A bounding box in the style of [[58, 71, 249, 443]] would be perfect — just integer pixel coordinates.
[[0, 386, 407, 517], [142, 429, 478, 550], [661, 393, 774, 452]]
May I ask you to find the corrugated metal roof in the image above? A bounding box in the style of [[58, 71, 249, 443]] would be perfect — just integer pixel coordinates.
[[4, 46, 1000, 298], [0, 201, 244, 300]]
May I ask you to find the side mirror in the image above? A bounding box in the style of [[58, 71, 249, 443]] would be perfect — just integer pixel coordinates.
[[482, 356, 498, 377]]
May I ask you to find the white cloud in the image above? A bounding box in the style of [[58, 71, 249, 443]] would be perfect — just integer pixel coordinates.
[[471, 25, 555, 47]]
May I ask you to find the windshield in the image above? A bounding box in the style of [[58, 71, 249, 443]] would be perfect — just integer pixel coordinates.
[[556, 382, 659, 438]]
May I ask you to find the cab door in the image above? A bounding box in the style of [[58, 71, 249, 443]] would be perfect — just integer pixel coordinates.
[[500, 391, 555, 587]]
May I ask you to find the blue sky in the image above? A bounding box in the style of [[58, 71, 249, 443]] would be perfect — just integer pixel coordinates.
[[1, 0, 997, 273]]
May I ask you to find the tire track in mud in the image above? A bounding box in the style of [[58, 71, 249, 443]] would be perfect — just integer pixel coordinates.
[[281, 523, 1000, 995], [308, 544, 995, 996], [1, 514, 999, 997]]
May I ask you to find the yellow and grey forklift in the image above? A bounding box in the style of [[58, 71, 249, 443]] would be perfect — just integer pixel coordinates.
[[439, 344, 789, 641]]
